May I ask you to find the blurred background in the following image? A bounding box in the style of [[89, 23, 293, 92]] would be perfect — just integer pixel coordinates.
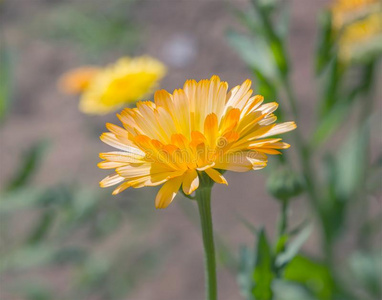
[[1, 0, 381, 299]]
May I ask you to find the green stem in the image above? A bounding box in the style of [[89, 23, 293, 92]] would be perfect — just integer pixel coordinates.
[[278, 199, 288, 238], [284, 78, 299, 121], [282, 78, 319, 207], [196, 185, 217, 300], [356, 61, 375, 250]]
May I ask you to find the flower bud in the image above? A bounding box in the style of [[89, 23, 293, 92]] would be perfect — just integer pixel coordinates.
[[266, 167, 304, 201]]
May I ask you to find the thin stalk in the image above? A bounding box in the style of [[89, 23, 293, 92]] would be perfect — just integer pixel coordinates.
[[281, 77, 319, 207], [278, 200, 288, 238], [196, 184, 217, 300], [356, 61, 376, 250], [284, 77, 299, 121]]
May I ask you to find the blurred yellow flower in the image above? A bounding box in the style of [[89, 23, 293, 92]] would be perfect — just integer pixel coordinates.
[[331, 0, 380, 28], [331, 0, 382, 61], [339, 12, 382, 60], [99, 76, 296, 208], [59, 56, 167, 114], [58, 66, 100, 94]]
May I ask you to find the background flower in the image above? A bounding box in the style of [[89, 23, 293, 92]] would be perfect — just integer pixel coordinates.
[[331, 0, 382, 62], [60, 56, 167, 114]]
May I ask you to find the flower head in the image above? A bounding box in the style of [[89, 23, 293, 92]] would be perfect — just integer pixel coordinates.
[[58, 66, 100, 94], [331, 0, 382, 62], [99, 76, 296, 208], [331, 0, 380, 27], [59, 56, 166, 114]]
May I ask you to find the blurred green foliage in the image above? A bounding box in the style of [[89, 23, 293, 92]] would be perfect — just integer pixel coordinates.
[[0, 141, 166, 299], [0, 35, 13, 122], [228, 0, 381, 299], [34, 0, 140, 59], [0, 1, 167, 298]]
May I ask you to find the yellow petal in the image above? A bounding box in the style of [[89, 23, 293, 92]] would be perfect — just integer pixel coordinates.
[[225, 79, 252, 110], [215, 152, 267, 172], [205, 168, 227, 185], [98, 161, 127, 169], [155, 176, 184, 209], [242, 95, 264, 115], [112, 182, 131, 195], [99, 151, 145, 163], [204, 113, 218, 148], [260, 122, 297, 138], [100, 173, 125, 188], [254, 148, 282, 155], [100, 133, 145, 154], [220, 108, 240, 134], [182, 169, 199, 195]]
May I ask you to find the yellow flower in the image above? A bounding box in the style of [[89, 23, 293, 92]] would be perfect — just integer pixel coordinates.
[[339, 12, 382, 60], [331, 0, 380, 28], [59, 56, 167, 114], [331, 0, 382, 62], [58, 66, 100, 94], [99, 76, 296, 209]]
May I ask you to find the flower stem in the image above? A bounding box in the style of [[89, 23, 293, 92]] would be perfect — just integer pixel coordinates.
[[196, 185, 217, 300], [278, 199, 288, 238]]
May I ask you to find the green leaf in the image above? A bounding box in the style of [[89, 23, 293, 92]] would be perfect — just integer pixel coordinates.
[[319, 56, 344, 117], [275, 1, 290, 39], [0, 245, 56, 273], [315, 10, 334, 75], [334, 123, 368, 200], [27, 210, 55, 244], [275, 225, 312, 268], [238, 245, 255, 300], [312, 101, 351, 146], [314, 60, 377, 146], [215, 234, 237, 272], [319, 154, 347, 242], [273, 279, 316, 300], [254, 0, 278, 11], [252, 229, 274, 300], [229, 3, 264, 36], [0, 187, 47, 214], [19, 283, 53, 300], [274, 234, 288, 256], [349, 252, 382, 299], [367, 154, 382, 193], [0, 35, 13, 122], [54, 247, 88, 264], [226, 30, 277, 82], [6, 140, 50, 192], [289, 219, 311, 237], [347, 35, 382, 64], [237, 213, 258, 235], [249, 0, 289, 76], [283, 255, 335, 299]]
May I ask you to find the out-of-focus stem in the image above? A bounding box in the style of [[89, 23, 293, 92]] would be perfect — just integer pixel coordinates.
[[356, 61, 375, 250], [278, 199, 288, 238], [281, 76, 320, 208]]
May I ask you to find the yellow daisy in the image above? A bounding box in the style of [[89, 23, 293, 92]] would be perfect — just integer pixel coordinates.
[[331, 0, 380, 28], [338, 12, 382, 60], [331, 0, 382, 61], [59, 56, 167, 114], [99, 76, 296, 209], [58, 66, 100, 94]]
